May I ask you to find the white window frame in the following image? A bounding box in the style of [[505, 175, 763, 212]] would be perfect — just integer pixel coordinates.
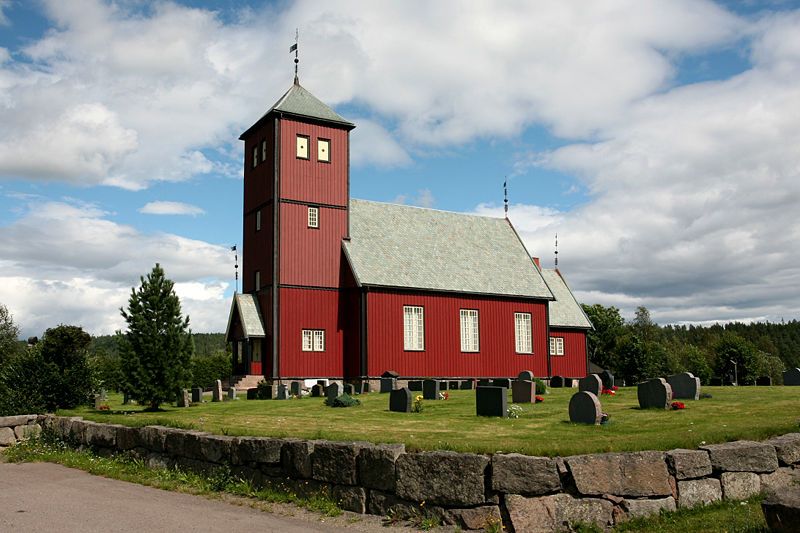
[[254, 270, 260, 291], [308, 206, 319, 228], [256, 209, 261, 231], [296, 135, 309, 159], [261, 139, 267, 162], [317, 138, 330, 162], [403, 306, 425, 351], [515, 312, 532, 354], [302, 329, 325, 352], [550, 337, 565, 356], [252, 146, 258, 168], [460, 309, 479, 352]]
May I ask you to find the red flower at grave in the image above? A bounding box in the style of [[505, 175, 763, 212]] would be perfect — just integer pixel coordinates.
[[535, 395, 544, 403], [98, 404, 110, 411], [611, 385, 619, 391], [443, 391, 449, 400], [601, 388, 616, 396], [671, 401, 686, 410]]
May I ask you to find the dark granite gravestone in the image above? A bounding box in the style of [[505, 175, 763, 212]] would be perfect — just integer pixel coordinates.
[[310, 384, 323, 397], [578, 374, 603, 396], [460, 379, 475, 390], [191, 387, 202, 403], [227, 388, 237, 400], [637, 378, 673, 409], [212, 380, 223, 402], [380, 377, 397, 393], [550, 375, 565, 388], [123, 392, 130, 405], [325, 382, 341, 401], [449, 381, 460, 390], [382, 370, 400, 378], [599, 370, 615, 390], [710, 376, 723, 386], [247, 388, 258, 400], [511, 380, 535, 403], [569, 391, 602, 425], [408, 380, 423, 391], [492, 378, 512, 388], [756, 376, 773, 386], [476, 386, 507, 417], [363, 381, 371, 393], [783, 368, 800, 386], [290, 381, 302, 397], [518, 370, 535, 381], [317, 380, 327, 386], [423, 379, 441, 400], [477, 379, 491, 387], [177, 389, 190, 407], [260, 384, 277, 399], [343, 383, 355, 396], [667, 372, 700, 400], [276, 384, 289, 400], [389, 387, 412, 413]]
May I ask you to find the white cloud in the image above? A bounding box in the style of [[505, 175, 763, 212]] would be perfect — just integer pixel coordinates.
[[349, 119, 411, 167], [139, 201, 205, 216], [0, 0, 9, 26], [0, 200, 232, 336]]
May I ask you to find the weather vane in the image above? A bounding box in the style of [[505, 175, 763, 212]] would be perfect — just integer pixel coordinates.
[[554, 234, 559, 268], [231, 245, 238, 293], [503, 177, 508, 218], [290, 29, 299, 83]]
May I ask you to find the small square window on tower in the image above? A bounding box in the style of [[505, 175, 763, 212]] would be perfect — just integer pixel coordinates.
[[296, 135, 309, 159], [318, 138, 330, 162], [307, 206, 319, 228]]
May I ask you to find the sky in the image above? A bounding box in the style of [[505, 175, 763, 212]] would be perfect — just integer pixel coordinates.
[[1, 0, 799, 338]]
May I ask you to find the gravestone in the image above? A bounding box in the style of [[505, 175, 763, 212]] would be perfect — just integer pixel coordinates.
[[578, 374, 603, 396], [389, 387, 412, 413], [382, 370, 400, 378], [212, 380, 223, 402], [177, 389, 190, 407], [317, 380, 327, 386], [710, 376, 723, 386], [343, 383, 355, 396], [122, 392, 130, 405], [449, 381, 460, 390], [363, 381, 371, 393], [259, 384, 277, 399], [783, 368, 800, 386], [311, 384, 323, 397], [460, 379, 475, 390], [518, 370, 535, 381], [326, 382, 341, 402], [290, 381, 302, 397], [408, 380, 423, 391], [637, 378, 673, 409], [667, 372, 700, 400], [756, 376, 772, 386], [476, 386, 507, 417], [94, 395, 104, 409], [477, 379, 491, 387], [492, 378, 512, 388], [247, 388, 258, 400], [227, 388, 237, 400], [380, 377, 397, 393], [569, 391, 602, 425], [191, 387, 202, 403], [511, 380, 535, 403], [550, 375, 564, 388], [99, 388, 108, 401], [276, 384, 289, 400], [599, 370, 615, 390], [423, 379, 441, 400]]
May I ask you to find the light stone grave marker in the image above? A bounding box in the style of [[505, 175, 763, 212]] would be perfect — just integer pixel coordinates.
[[212, 380, 223, 402]]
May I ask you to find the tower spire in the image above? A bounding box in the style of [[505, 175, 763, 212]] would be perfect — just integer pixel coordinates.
[[554, 233, 559, 269], [503, 177, 508, 218], [290, 29, 299, 84]]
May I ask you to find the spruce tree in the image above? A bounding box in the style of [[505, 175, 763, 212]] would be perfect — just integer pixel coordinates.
[[119, 264, 193, 410]]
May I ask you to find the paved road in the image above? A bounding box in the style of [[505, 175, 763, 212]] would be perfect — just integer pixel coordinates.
[[0, 462, 410, 533]]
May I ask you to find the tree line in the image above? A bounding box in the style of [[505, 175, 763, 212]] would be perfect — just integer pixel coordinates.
[[583, 304, 795, 386]]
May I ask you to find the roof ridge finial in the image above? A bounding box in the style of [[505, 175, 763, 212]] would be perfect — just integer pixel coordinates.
[[554, 233, 559, 268], [290, 29, 299, 84], [503, 177, 508, 219]]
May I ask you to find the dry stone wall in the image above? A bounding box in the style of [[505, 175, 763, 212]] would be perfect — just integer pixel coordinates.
[[5, 415, 800, 532]]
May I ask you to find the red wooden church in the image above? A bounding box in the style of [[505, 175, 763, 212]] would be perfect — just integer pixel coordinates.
[[225, 77, 591, 383]]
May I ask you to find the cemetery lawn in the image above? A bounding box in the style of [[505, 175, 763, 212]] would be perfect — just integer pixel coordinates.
[[59, 386, 800, 457]]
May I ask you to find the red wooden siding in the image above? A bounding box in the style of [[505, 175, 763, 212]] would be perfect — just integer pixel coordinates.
[[243, 204, 273, 293], [242, 119, 275, 214], [549, 328, 588, 379], [279, 287, 346, 378], [279, 203, 347, 288], [279, 119, 349, 207], [366, 290, 549, 378]]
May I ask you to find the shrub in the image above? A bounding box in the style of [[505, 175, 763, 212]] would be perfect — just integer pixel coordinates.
[[0, 347, 47, 415], [534, 378, 547, 395], [324, 393, 360, 408], [191, 353, 231, 389], [256, 380, 273, 399], [38, 325, 95, 410]]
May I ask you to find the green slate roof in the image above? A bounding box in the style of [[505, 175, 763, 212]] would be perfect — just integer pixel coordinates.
[[343, 199, 553, 299], [225, 293, 266, 340], [541, 269, 593, 329]]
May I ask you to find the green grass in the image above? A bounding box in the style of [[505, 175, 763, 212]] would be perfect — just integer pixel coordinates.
[[614, 498, 768, 532], [60, 386, 800, 456], [2, 435, 342, 517]]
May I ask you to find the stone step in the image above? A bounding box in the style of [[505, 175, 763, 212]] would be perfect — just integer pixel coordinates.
[[231, 375, 264, 391]]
